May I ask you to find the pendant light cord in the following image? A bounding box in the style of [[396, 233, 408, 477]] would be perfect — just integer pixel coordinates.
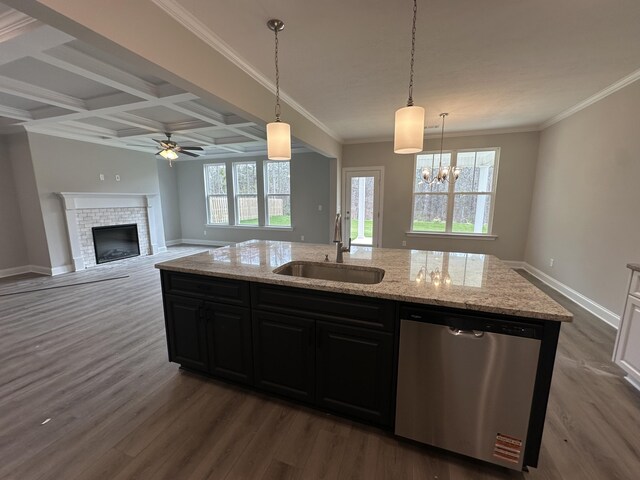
[[407, 0, 418, 107], [438, 112, 447, 169], [274, 26, 281, 122]]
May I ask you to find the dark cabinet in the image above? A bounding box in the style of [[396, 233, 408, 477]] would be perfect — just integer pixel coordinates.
[[164, 294, 208, 371], [252, 311, 315, 403], [316, 321, 394, 426], [205, 303, 253, 385]]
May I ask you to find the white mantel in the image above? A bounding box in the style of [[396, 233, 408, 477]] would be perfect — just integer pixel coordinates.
[[58, 192, 161, 271]]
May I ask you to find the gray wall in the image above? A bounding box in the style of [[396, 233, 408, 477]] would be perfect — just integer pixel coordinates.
[[343, 132, 540, 260], [526, 80, 640, 317], [6, 132, 51, 269], [25, 132, 166, 269], [176, 152, 331, 245], [157, 158, 182, 242], [0, 138, 29, 271]]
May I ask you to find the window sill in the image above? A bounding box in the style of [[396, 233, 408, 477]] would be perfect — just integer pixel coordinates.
[[405, 231, 497, 241], [205, 224, 294, 232]]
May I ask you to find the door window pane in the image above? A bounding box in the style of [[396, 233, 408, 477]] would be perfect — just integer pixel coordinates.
[[350, 176, 375, 245], [451, 194, 491, 233], [412, 194, 448, 232]]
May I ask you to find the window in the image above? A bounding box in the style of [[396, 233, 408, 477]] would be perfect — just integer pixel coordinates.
[[233, 161, 258, 225], [204, 163, 229, 224], [264, 161, 291, 227], [411, 148, 499, 234]]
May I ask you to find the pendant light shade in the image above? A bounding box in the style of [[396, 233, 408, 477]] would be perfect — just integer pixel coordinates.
[[394, 0, 424, 155], [266, 19, 291, 161], [394, 105, 425, 154], [266, 121, 291, 160]]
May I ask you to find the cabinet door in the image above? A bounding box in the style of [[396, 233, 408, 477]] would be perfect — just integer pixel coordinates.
[[252, 311, 315, 402], [316, 321, 393, 426], [615, 295, 640, 387], [205, 303, 253, 385], [164, 295, 208, 371]]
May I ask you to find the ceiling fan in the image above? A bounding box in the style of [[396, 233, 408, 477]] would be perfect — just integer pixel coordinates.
[[154, 133, 203, 166]]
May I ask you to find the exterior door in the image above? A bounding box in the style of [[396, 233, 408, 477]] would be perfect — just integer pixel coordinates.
[[343, 168, 383, 247]]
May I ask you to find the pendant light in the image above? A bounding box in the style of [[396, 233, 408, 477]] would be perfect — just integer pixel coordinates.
[[266, 19, 291, 160], [394, 0, 425, 154], [420, 113, 460, 184]]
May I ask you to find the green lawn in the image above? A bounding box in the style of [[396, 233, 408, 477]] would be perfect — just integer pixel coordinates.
[[350, 219, 487, 237], [239, 215, 291, 227]]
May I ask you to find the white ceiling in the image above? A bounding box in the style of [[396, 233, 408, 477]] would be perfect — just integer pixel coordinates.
[[168, 0, 640, 140], [0, 5, 308, 159]]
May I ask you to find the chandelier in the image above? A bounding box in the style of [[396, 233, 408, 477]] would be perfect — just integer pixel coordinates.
[[421, 113, 460, 185]]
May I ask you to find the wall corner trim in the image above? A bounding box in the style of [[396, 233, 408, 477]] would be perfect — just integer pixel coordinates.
[[522, 263, 620, 329]]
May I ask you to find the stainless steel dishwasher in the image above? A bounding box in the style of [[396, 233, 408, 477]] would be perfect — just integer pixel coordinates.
[[395, 307, 542, 470]]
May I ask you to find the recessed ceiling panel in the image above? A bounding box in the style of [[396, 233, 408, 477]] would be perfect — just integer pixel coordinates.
[[128, 105, 196, 124], [0, 91, 48, 111], [0, 57, 119, 100]]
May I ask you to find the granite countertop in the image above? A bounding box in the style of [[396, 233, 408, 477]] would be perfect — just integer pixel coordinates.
[[155, 240, 573, 322], [627, 263, 640, 272]]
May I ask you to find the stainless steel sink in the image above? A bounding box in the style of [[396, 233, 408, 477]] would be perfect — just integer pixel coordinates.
[[273, 261, 385, 284]]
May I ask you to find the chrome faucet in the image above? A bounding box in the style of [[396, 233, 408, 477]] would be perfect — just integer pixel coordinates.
[[333, 213, 351, 263]]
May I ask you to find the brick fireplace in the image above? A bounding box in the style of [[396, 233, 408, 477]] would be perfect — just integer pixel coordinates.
[[58, 193, 161, 271]]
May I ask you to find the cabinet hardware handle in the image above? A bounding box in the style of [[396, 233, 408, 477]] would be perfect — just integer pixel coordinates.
[[409, 314, 422, 319]]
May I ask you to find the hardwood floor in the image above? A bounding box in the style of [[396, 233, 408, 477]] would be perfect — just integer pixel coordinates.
[[1, 248, 639, 479]]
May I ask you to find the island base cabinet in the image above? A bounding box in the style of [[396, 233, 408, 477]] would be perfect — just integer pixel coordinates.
[[252, 311, 315, 403], [316, 322, 394, 427], [164, 295, 208, 372], [164, 294, 253, 383], [205, 303, 253, 385]]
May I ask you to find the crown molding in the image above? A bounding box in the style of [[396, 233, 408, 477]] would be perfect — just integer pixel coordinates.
[[540, 67, 640, 130], [150, 0, 342, 143], [342, 126, 541, 145], [0, 9, 40, 43]]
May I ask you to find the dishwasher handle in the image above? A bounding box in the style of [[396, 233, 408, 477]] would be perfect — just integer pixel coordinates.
[[448, 327, 485, 338]]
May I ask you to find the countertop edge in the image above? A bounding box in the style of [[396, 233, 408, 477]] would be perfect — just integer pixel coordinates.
[[155, 263, 573, 323]]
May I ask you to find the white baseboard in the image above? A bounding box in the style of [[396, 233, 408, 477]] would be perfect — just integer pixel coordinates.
[[523, 263, 620, 329], [156, 246, 168, 253], [51, 265, 74, 276], [502, 260, 526, 269], [165, 239, 182, 246], [0, 265, 33, 278], [171, 238, 232, 247]]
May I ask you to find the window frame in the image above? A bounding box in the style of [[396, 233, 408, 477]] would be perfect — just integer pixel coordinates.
[[264, 160, 291, 228], [203, 162, 230, 225], [410, 147, 500, 236]]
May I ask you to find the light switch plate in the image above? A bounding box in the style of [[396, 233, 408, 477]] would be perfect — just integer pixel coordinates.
[[115, 174, 120, 181]]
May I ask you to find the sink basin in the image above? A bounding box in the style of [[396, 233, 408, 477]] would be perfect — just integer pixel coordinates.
[[273, 261, 385, 284]]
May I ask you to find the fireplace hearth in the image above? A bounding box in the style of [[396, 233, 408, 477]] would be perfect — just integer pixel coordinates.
[[92, 224, 140, 264]]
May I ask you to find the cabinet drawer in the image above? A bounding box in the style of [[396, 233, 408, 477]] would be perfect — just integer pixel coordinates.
[[630, 271, 640, 299], [162, 271, 249, 306], [251, 283, 394, 331]]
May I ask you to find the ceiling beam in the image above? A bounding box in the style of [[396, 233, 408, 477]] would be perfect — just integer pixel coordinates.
[[103, 112, 166, 132], [0, 74, 86, 111], [33, 45, 158, 100], [0, 9, 40, 44], [61, 120, 117, 137], [0, 104, 32, 121], [169, 102, 265, 141]]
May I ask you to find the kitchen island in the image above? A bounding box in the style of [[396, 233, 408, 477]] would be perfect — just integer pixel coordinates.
[[155, 240, 571, 471]]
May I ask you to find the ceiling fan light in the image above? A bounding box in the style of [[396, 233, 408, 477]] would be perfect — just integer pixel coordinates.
[[394, 105, 425, 154], [267, 121, 291, 160], [159, 149, 178, 160]]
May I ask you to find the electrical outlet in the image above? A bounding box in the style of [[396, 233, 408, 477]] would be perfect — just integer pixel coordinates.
[[204, 230, 207, 236], [402, 240, 407, 247], [99, 173, 104, 181], [318, 205, 323, 211], [115, 174, 121, 182], [300, 235, 305, 241], [549, 258, 554, 267]]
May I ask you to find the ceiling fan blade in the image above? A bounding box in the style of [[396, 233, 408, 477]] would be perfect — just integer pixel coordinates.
[[179, 146, 204, 151], [179, 150, 199, 157], [152, 138, 164, 145]]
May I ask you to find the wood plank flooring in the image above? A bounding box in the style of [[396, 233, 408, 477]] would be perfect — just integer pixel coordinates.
[[1, 248, 639, 479]]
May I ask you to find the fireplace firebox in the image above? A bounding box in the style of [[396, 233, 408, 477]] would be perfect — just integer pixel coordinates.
[[92, 224, 140, 264]]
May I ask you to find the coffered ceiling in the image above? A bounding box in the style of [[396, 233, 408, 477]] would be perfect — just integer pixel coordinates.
[[0, 5, 308, 159]]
